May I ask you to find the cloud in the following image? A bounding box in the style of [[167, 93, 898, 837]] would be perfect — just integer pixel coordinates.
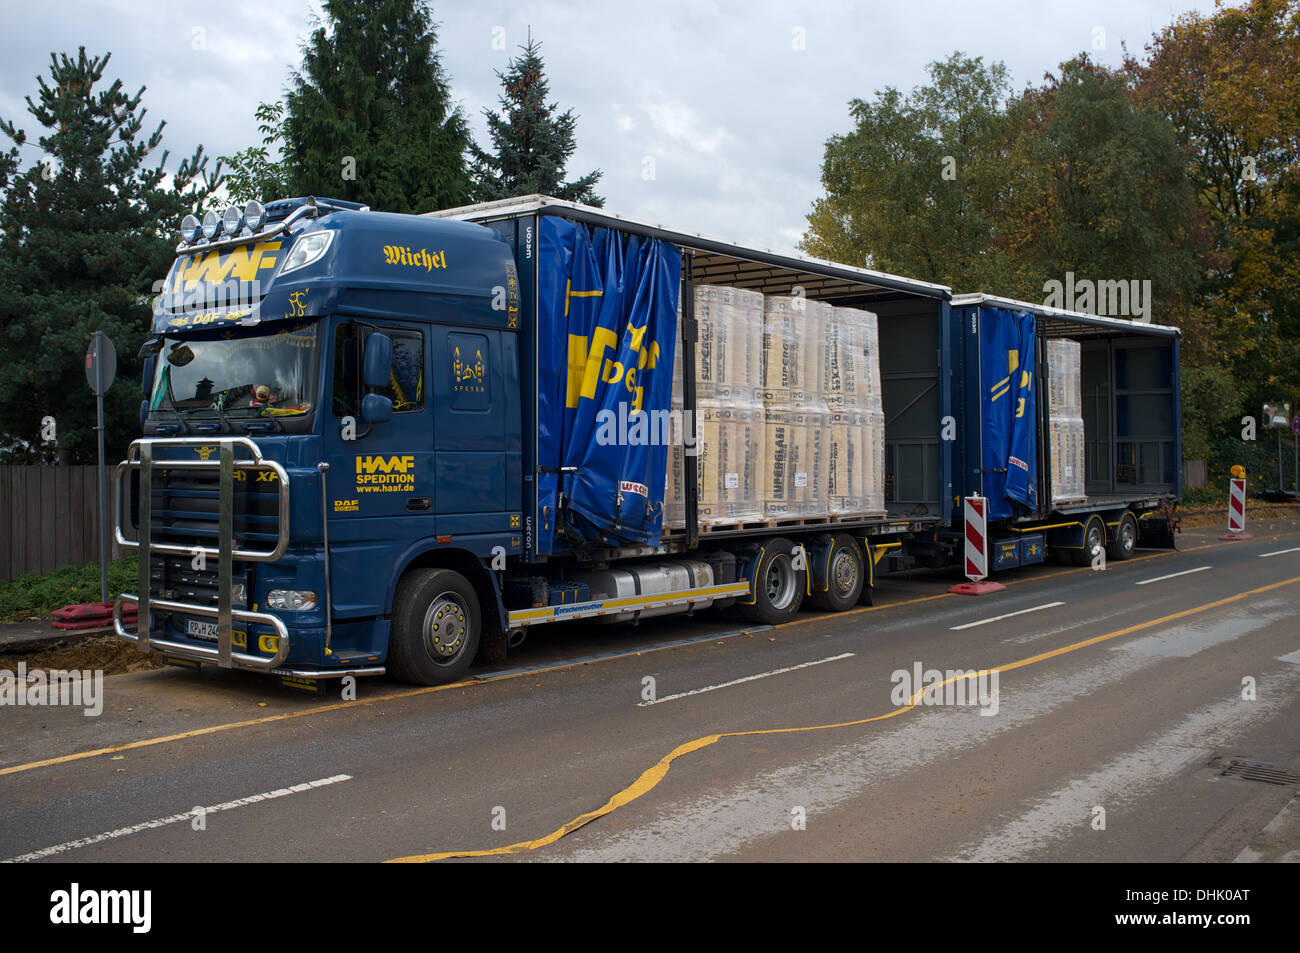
[[1, 0, 1222, 255]]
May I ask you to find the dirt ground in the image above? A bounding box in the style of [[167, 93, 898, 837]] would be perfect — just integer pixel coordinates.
[[0, 635, 164, 677], [1175, 502, 1300, 528]]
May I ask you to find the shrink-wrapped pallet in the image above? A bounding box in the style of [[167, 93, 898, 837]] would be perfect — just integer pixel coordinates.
[[824, 306, 880, 408], [686, 285, 765, 399], [1047, 339, 1085, 503], [761, 295, 821, 399], [664, 392, 686, 530], [863, 407, 886, 514], [666, 286, 767, 530], [826, 405, 866, 515], [692, 392, 767, 526], [820, 306, 885, 517], [763, 396, 828, 518], [718, 391, 767, 521]]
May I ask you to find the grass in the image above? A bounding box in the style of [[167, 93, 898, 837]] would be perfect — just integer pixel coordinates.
[[0, 556, 139, 624]]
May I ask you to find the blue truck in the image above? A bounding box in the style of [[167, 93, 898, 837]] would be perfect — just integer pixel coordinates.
[[112, 195, 1181, 689]]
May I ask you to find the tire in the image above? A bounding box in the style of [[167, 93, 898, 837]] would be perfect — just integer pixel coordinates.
[[737, 537, 806, 625], [1068, 516, 1106, 567], [808, 533, 864, 611], [1106, 512, 1138, 561], [387, 568, 481, 685]]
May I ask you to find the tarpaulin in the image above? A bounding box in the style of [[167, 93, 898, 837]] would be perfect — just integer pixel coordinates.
[[536, 217, 681, 552], [980, 307, 1038, 520]]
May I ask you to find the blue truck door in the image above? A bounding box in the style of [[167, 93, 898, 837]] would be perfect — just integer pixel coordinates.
[[323, 317, 438, 531], [428, 325, 520, 544]]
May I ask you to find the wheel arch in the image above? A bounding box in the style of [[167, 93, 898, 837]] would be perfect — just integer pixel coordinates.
[[388, 544, 505, 645]]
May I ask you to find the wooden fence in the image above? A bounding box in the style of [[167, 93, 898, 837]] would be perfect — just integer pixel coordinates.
[[0, 466, 122, 583]]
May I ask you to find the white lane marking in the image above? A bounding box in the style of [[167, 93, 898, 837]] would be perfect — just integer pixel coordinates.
[[4, 774, 352, 863], [1134, 566, 1211, 586], [950, 602, 1065, 631], [639, 654, 855, 707], [1258, 546, 1300, 558]]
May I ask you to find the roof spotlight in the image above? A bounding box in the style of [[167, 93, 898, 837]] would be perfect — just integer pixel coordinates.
[[244, 200, 266, 232], [201, 210, 222, 240], [180, 214, 200, 244], [222, 205, 244, 237]]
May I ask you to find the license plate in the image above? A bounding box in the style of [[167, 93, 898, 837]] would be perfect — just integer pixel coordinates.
[[186, 619, 219, 640]]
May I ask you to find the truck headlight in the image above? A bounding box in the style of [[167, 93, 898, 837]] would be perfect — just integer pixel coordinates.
[[231, 582, 247, 608], [279, 231, 334, 275], [267, 590, 317, 610]]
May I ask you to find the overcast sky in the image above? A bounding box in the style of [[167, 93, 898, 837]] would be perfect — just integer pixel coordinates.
[[1, 0, 1222, 254]]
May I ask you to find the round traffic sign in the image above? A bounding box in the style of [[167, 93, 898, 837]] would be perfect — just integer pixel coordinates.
[[85, 331, 117, 396]]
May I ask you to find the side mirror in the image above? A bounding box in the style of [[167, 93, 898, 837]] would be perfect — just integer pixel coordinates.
[[361, 392, 393, 424], [363, 332, 393, 390], [141, 355, 157, 397]]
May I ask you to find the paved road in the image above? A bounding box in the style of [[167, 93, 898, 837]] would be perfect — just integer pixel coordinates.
[[2, 525, 1298, 863]]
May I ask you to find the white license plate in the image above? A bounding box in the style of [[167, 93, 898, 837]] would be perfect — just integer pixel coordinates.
[[186, 619, 219, 640]]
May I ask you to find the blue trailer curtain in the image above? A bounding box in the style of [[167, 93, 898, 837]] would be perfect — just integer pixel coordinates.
[[980, 308, 1038, 519], [536, 217, 681, 551]]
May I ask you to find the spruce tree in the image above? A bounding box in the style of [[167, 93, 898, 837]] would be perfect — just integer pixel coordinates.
[[0, 48, 221, 464], [284, 0, 473, 213], [471, 36, 603, 205]]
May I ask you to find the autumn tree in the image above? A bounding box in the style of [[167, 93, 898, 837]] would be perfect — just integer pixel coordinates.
[[993, 56, 1198, 312], [1130, 0, 1300, 459], [801, 53, 1009, 291]]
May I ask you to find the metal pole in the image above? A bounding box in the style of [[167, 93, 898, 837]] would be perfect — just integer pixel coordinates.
[[1278, 429, 1284, 495], [96, 384, 108, 603]]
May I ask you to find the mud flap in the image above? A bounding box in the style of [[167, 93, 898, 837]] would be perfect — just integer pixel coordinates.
[[1139, 504, 1181, 550]]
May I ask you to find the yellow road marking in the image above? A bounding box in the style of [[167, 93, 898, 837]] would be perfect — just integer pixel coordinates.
[[387, 573, 1300, 862], [0, 531, 1290, 781], [0, 681, 475, 779]]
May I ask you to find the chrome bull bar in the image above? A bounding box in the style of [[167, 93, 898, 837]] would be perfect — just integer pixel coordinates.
[[113, 437, 291, 671]]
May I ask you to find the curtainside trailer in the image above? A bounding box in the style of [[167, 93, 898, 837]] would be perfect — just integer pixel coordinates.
[[928, 293, 1181, 572], [112, 195, 1179, 690]]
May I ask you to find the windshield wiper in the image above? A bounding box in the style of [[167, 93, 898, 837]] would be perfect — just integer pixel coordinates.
[[150, 405, 190, 435]]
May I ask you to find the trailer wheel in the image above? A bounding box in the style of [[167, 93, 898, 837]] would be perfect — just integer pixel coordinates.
[[1068, 516, 1106, 567], [1106, 512, 1138, 561], [809, 533, 863, 611], [738, 537, 806, 625], [387, 568, 481, 685]]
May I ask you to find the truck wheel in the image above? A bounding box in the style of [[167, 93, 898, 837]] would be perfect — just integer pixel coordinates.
[[1068, 516, 1106, 567], [388, 568, 481, 685], [1106, 513, 1138, 561], [809, 533, 863, 611], [738, 537, 806, 625]]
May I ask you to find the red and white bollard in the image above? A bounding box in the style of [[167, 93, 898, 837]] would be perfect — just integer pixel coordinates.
[[950, 494, 1006, 595], [1220, 475, 1252, 540]]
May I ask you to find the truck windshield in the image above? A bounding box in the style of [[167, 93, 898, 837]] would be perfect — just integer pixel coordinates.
[[148, 323, 321, 419]]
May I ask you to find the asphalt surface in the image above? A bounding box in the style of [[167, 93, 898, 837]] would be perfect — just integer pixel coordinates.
[[1, 524, 1298, 863]]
